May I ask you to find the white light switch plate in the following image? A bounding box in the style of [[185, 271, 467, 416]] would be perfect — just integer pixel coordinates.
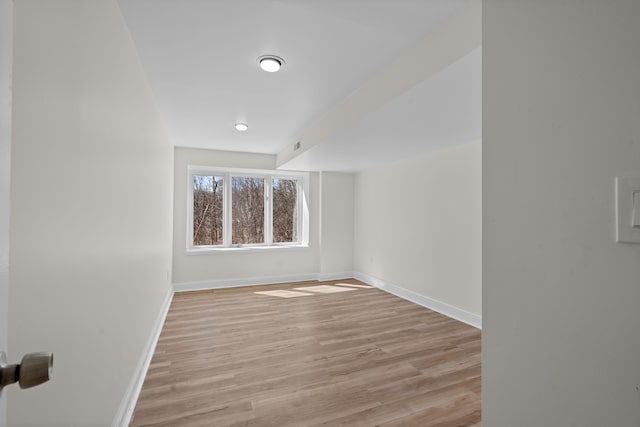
[[616, 176, 640, 244]]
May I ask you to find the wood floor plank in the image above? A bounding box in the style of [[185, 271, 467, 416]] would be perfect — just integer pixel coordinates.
[[130, 279, 481, 426]]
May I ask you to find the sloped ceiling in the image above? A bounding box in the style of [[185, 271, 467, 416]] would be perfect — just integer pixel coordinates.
[[119, 0, 480, 171]]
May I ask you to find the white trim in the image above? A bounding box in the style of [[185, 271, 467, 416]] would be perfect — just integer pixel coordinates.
[[352, 271, 482, 329], [173, 271, 355, 292], [173, 272, 481, 329], [265, 176, 273, 246], [317, 271, 355, 282], [113, 270, 480, 426], [112, 288, 174, 427], [172, 271, 482, 329], [188, 166, 309, 250], [184, 243, 310, 255], [173, 273, 320, 293]]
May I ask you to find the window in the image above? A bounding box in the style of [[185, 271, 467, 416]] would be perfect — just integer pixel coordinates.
[[272, 178, 298, 243], [232, 176, 265, 245], [193, 175, 224, 246], [187, 167, 308, 251]]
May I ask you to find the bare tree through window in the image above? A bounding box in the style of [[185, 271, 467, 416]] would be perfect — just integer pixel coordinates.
[[190, 170, 303, 248], [193, 175, 224, 246], [273, 178, 298, 243], [232, 177, 265, 244]]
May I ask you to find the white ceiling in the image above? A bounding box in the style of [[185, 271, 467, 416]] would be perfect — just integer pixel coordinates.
[[282, 48, 481, 172], [118, 0, 480, 171]]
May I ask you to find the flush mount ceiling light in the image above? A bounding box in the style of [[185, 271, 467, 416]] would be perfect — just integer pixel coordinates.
[[235, 123, 248, 131], [257, 55, 284, 72]]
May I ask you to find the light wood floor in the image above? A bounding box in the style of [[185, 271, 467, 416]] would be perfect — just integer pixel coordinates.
[[130, 279, 481, 427]]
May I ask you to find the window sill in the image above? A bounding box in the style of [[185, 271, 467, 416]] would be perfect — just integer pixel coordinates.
[[185, 244, 309, 256]]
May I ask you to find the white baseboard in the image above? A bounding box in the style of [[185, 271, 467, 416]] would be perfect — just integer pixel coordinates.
[[173, 272, 354, 293], [112, 288, 174, 427], [112, 270, 479, 426], [174, 271, 481, 328], [353, 271, 482, 329], [316, 271, 354, 282]]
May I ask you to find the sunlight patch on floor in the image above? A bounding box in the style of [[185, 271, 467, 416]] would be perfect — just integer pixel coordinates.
[[334, 283, 374, 289], [255, 284, 367, 299], [254, 290, 315, 298], [294, 285, 357, 294]]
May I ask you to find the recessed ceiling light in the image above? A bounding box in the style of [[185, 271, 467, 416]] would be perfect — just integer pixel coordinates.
[[235, 123, 248, 131], [258, 55, 284, 73]]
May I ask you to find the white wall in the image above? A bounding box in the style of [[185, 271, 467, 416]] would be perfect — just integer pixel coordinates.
[[0, 0, 12, 424], [9, 1, 173, 426], [483, 1, 640, 426], [354, 140, 482, 317], [172, 147, 318, 285], [319, 172, 354, 276], [173, 148, 356, 286]]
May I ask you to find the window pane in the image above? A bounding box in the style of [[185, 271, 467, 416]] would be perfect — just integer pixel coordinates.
[[232, 177, 265, 244], [193, 175, 224, 246], [273, 178, 298, 243]]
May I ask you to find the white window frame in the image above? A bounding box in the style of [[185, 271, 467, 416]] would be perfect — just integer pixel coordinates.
[[187, 166, 309, 253]]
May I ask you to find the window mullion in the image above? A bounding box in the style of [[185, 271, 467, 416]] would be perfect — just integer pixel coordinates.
[[187, 170, 194, 249], [296, 179, 302, 243], [265, 175, 272, 246], [224, 172, 232, 247], [188, 167, 307, 250]]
